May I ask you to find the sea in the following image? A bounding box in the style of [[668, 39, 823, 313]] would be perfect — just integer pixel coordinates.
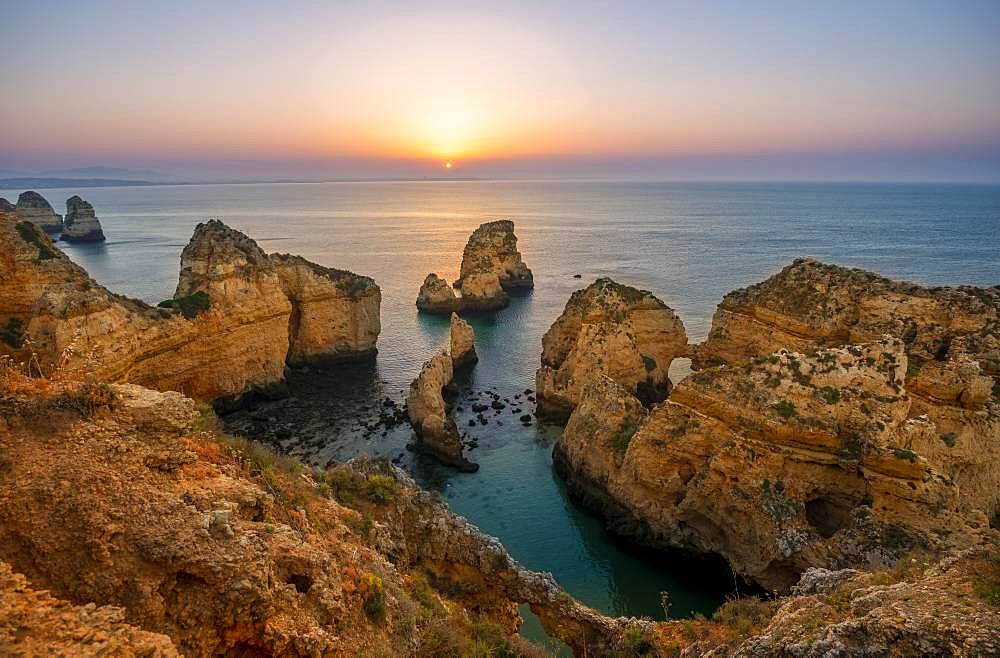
[[5, 180, 998, 645]]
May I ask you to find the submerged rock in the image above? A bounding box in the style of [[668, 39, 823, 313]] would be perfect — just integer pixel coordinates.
[[406, 352, 478, 471], [15, 190, 63, 233], [536, 277, 688, 420], [416, 272, 460, 314], [450, 312, 477, 368], [60, 195, 105, 242]]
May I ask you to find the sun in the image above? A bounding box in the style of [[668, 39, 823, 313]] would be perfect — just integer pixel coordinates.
[[445, 162, 453, 169]]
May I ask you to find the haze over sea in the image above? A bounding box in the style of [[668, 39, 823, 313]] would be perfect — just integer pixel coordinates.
[[6, 179, 998, 634]]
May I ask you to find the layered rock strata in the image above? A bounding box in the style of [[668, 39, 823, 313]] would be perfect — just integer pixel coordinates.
[[60, 195, 106, 242], [456, 219, 534, 290], [557, 335, 995, 591], [536, 278, 689, 420], [0, 214, 380, 404], [416, 273, 460, 314], [450, 312, 477, 368], [695, 258, 1000, 522], [14, 190, 63, 232], [406, 352, 478, 471], [271, 253, 380, 365]]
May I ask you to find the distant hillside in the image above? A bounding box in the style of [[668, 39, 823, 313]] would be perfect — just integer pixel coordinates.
[[0, 177, 160, 189]]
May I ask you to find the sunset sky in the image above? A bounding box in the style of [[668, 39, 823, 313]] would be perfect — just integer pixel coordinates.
[[2, 1, 999, 181]]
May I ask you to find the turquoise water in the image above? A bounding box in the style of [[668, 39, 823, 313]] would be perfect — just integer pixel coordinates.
[[6, 180, 998, 627]]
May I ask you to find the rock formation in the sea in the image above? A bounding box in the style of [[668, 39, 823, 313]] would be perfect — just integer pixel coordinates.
[[450, 312, 477, 368], [416, 272, 460, 313], [406, 352, 478, 471], [0, 198, 14, 212], [14, 190, 63, 232], [271, 254, 380, 365], [0, 214, 381, 405], [694, 258, 1000, 521], [60, 195, 106, 242], [556, 337, 993, 591], [0, 376, 641, 656], [456, 219, 534, 291], [536, 278, 689, 420]]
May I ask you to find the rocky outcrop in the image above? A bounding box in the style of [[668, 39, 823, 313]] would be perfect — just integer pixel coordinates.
[[556, 337, 993, 591], [450, 312, 477, 368], [271, 254, 380, 365], [536, 278, 689, 420], [457, 220, 533, 291], [0, 562, 179, 656], [0, 198, 14, 212], [416, 273, 460, 314], [0, 377, 629, 656], [459, 271, 509, 311], [15, 190, 63, 232], [60, 195, 106, 242], [0, 214, 380, 405], [406, 352, 478, 471], [695, 258, 1000, 522]]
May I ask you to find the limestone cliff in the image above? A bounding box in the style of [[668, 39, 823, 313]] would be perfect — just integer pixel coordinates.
[[0, 377, 637, 656], [14, 190, 63, 232], [271, 253, 380, 365], [537, 278, 688, 420], [695, 258, 1000, 523], [457, 219, 534, 291], [416, 273, 461, 314], [406, 352, 478, 471], [61, 195, 106, 242], [0, 214, 381, 404], [450, 312, 477, 368], [556, 338, 993, 591]]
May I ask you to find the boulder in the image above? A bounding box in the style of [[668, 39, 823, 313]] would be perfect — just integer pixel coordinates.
[[416, 273, 460, 314], [536, 278, 688, 420], [15, 191, 62, 233], [406, 352, 478, 471], [60, 196, 105, 242], [271, 253, 380, 365], [450, 312, 477, 368]]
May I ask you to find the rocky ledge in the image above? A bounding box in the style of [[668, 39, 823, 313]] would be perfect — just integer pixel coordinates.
[[450, 312, 477, 368], [60, 195, 106, 242], [14, 190, 63, 233], [0, 214, 380, 405], [407, 351, 478, 471], [416, 272, 461, 314], [536, 277, 689, 420]]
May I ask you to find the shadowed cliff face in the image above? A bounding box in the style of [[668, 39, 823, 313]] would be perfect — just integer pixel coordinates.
[[536, 277, 689, 421], [0, 214, 380, 403]]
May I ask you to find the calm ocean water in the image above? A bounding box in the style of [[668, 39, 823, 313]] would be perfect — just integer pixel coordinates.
[[6, 180, 998, 637]]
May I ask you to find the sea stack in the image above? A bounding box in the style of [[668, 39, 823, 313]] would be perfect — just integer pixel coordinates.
[[15, 191, 63, 233], [406, 352, 478, 471], [61, 196, 106, 242], [451, 220, 532, 311], [0, 198, 14, 212], [416, 273, 460, 314], [535, 278, 688, 421], [450, 312, 477, 368]]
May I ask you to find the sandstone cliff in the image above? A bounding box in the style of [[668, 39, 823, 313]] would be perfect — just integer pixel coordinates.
[[14, 190, 63, 232], [406, 352, 478, 471], [271, 253, 380, 365], [0, 376, 645, 656], [61, 195, 106, 242], [557, 335, 996, 591], [457, 219, 534, 290], [416, 273, 460, 314], [695, 258, 1000, 523], [0, 214, 380, 404], [450, 312, 477, 368], [537, 278, 689, 420]]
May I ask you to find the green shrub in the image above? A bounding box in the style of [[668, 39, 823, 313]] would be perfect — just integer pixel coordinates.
[[15, 222, 57, 261], [819, 386, 841, 404], [366, 474, 398, 503], [609, 419, 639, 453], [363, 572, 387, 623], [773, 400, 797, 418], [157, 290, 210, 319], [641, 355, 657, 372], [974, 554, 1000, 606]]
